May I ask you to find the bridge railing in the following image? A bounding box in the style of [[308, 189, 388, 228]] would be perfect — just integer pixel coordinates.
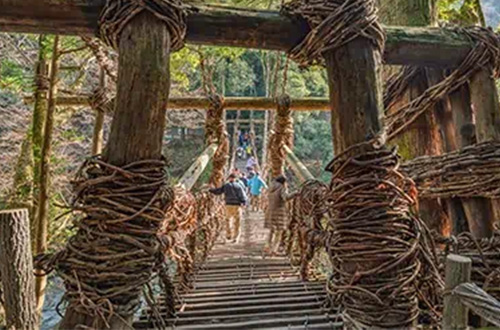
[[443, 254, 500, 329]]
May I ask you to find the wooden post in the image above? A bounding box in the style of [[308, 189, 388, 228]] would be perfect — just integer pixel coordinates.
[[178, 143, 218, 190], [230, 110, 240, 171], [468, 69, 500, 238], [35, 34, 59, 312], [379, 0, 449, 235], [443, 254, 472, 329], [60, 11, 172, 328], [0, 209, 38, 330], [325, 38, 384, 153], [91, 69, 106, 155]]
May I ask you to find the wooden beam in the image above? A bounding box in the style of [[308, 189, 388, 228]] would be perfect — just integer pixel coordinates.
[[178, 143, 218, 190], [0, 1, 480, 67], [442, 254, 471, 330], [24, 95, 332, 111], [284, 145, 314, 183]]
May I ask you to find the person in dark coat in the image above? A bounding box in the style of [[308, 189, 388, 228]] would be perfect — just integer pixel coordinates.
[[264, 175, 296, 254], [209, 173, 247, 242]]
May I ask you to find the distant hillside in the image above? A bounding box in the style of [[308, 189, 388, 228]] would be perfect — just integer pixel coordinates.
[[483, 0, 500, 28]]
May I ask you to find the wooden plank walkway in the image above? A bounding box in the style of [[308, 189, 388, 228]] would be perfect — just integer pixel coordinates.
[[135, 210, 341, 329]]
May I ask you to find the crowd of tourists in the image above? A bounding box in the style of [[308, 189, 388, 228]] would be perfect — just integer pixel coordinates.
[[208, 161, 295, 255]]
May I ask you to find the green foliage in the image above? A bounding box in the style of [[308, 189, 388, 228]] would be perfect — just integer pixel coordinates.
[[0, 59, 32, 92], [437, 0, 486, 26]]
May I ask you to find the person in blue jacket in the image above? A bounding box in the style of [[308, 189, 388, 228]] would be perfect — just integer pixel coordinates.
[[248, 171, 268, 212]]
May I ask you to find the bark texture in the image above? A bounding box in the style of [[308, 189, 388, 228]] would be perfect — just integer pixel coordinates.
[[379, 0, 450, 235], [468, 69, 500, 237], [325, 37, 385, 153], [60, 11, 171, 328], [0, 209, 38, 330]]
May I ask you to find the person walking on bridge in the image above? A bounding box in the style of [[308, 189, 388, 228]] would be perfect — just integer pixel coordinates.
[[264, 175, 296, 254], [209, 173, 247, 243], [248, 171, 267, 212]]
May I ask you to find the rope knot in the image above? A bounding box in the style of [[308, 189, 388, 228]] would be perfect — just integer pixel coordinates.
[[99, 0, 188, 50], [281, 0, 385, 67]]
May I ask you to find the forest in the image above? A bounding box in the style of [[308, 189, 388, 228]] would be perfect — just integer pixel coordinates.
[[0, 0, 500, 328]]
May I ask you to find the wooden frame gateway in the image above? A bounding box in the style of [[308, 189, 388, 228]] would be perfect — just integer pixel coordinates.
[[1, 0, 500, 329]]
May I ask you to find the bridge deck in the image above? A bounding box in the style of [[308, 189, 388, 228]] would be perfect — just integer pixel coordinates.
[[135, 210, 340, 329]]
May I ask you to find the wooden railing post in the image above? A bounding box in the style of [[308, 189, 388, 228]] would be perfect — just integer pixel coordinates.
[[469, 68, 500, 237], [443, 254, 472, 329], [0, 209, 38, 330]]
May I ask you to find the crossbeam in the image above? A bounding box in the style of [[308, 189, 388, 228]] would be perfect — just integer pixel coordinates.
[[0, 1, 478, 67], [24, 96, 331, 111]]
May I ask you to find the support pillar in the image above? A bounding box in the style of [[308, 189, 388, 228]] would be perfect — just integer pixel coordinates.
[[325, 37, 384, 152], [469, 69, 500, 238], [60, 11, 172, 328], [448, 84, 494, 236], [323, 9, 418, 327], [0, 209, 38, 330]]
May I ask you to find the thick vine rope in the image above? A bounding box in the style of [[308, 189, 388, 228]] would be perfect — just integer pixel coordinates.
[[401, 141, 500, 199], [325, 142, 443, 327], [285, 180, 329, 279], [281, 0, 385, 67], [383, 66, 422, 110], [81, 37, 118, 83], [268, 94, 294, 178], [386, 26, 500, 140], [159, 186, 197, 291], [194, 191, 224, 263], [34, 157, 173, 325], [205, 94, 229, 187], [99, 0, 188, 50]]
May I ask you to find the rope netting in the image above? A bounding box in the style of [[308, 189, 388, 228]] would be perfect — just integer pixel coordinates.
[[281, 0, 385, 67], [159, 186, 197, 291], [89, 85, 115, 114], [385, 26, 500, 140], [268, 95, 294, 178], [285, 180, 329, 280], [99, 0, 188, 50], [438, 230, 500, 302], [401, 141, 500, 199], [35, 157, 174, 325], [324, 142, 443, 327], [205, 94, 229, 187]]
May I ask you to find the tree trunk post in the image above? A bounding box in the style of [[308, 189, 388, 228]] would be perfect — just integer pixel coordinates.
[[468, 68, 500, 238], [0, 209, 38, 330], [442, 254, 471, 330], [60, 11, 172, 328], [325, 37, 384, 152], [230, 110, 240, 171], [35, 34, 60, 312]]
